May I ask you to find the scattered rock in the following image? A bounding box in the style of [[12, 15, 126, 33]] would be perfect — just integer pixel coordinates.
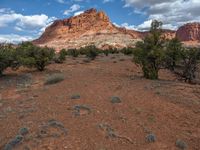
[[71, 94, 81, 100], [111, 96, 121, 104], [4, 135, 23, 150], [73, 105, 91, 116], [146, 133, 156, 143], [176, 139, 188, 150]]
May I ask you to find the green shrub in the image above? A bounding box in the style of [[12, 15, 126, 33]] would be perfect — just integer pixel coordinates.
[[66, 49, 79, 57], [16, 42, 55, 71], [180, 47, 200, 83], [103, 49, 109, 56], [0, 44, 17, 76], [120, 47, 134, 55], [165, 38, 182, 70], [45, 73, 65, 85], [80, 45, 100, 60], [133, 20, 165, 80], [55, 49, 66, 63]]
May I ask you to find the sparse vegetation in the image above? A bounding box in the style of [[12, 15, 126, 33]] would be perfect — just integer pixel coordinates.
[[165, 38, 182, 71], [55, 49, 66, 63], [111, 96, 121, 103], [176, 139, 188, 150], [133, 20, 165, 80], [79, 45, 100, 60], [45, 73, 65, 85], [0, 44, 18, 76], [120, 47, 134, 55], [66, 48, 79, 57], [146, 133, 156, 143], [16, 42, 55, 71]]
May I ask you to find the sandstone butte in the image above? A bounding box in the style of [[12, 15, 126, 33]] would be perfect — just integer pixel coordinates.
[[33, 8, 200, 51]]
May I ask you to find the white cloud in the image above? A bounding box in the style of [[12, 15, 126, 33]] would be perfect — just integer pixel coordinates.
[[0, 8, 56, 43], [123, 0, 200, 30], [103, 0, 114, 3], [63, 4, 81, 16], [73, 11, 84, 16], [0, 34, 34, 44], [0, 9, 56, 30], [56, 0, 65, 4]]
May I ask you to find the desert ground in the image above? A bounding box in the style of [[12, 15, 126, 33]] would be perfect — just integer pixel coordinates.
[[0, 53, 200, 150]]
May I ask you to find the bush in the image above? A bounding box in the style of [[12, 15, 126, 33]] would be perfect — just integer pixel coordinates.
[[45, 73, 65, 85], [165, 38, 182, 70], [16, 42, 55, 71], [120, 47, 134, 55], [66, 49, 79, 57], [103, 49, 109, 56], [133, 20, 165, 80], [81, 45, 100, 60], [55, 49, 66, 63], [0, 44, 17, 76], [180, 47, 200, 83]]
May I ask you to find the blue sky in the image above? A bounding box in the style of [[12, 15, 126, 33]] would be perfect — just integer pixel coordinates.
[[0, 0, 200, 43]]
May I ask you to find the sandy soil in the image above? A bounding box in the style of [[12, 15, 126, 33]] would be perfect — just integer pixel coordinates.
[[0, 54, 200, 150]]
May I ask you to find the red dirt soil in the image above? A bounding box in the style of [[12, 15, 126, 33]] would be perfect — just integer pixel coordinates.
[[0, 54, 200, 150]]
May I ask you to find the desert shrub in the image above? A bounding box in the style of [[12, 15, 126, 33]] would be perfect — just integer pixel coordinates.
[[107, 48, 119, 54], [180, 47, 200, 83], [120, 47, 134, 55], [165, 38, 182, 70], [55, 49, 66, 63], [103, 49, 109, 56], [45, 73, 65, 85], [146, 133, 156, 143], [16, 42, 55, 71], [176, 139, 188, 150], [66, 49, 79, 57], [82, 45, 100, 60], [133, 20, 165, 80], [0, 44, 17, 76]]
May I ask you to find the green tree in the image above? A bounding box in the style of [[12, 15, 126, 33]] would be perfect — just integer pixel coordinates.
[[133, 20, 165, 79], [0, 44, 17, 76], [180, 48, 200, 83], [16, 42, 55, 71], [165, 38, 182, 70]]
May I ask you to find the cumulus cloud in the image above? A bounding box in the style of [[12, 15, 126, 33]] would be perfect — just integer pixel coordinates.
[[103, 0, 114, 3], [0, 34, 34, 44], [0, 8, 56, 30], [63, 4, 81, 16], [123, 0, 200, 30], [0, 8, 56, 43]]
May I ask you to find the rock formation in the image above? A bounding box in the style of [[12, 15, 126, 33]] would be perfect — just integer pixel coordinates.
[[33, 8, 200, 51], [176, 23, 200, 42]]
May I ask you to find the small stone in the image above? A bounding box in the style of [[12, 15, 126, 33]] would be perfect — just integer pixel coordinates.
[[19, 127, 29, 135], [146, 133, 156, 143], [71, 94, 80, 100], [176, 139, 188, 150], [111, 96, 121, 104]]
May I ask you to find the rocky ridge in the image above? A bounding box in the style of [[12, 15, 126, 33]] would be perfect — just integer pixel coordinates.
[[33, 8, 200, 50]]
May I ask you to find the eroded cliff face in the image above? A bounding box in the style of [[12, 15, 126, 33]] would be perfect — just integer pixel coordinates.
[[33, 8, 200, 51], [176, 23, 200, 42], [33, 8, 144, 50]]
